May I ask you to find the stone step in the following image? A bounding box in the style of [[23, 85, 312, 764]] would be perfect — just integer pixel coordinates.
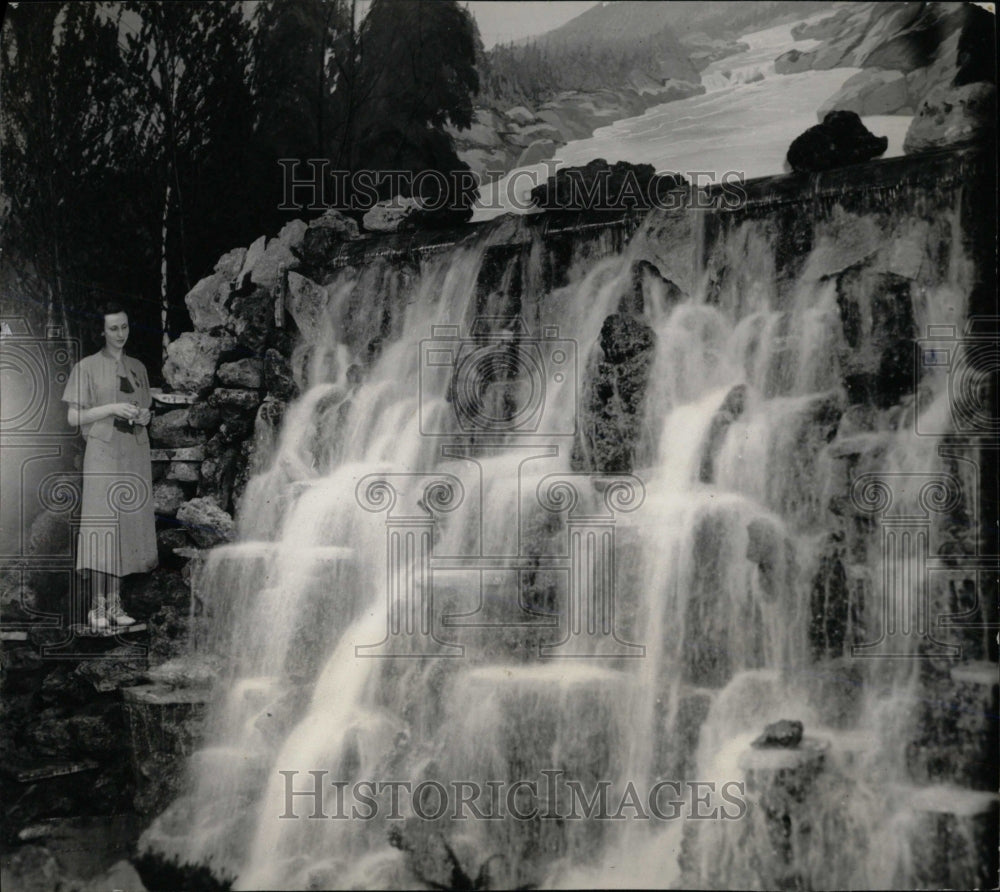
[[903, 784, 999, 891]]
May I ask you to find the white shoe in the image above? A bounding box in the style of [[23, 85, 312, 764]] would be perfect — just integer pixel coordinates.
[[109, 610, 136, 627], [88, 609, 109, 631]]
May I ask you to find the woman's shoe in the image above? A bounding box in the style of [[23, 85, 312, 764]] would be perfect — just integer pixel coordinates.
[[88, 609, 109, 632], [109, 610, 136, 626]]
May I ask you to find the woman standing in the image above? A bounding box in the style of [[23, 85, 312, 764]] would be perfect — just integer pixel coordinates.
[[62, 303, 158, 630]]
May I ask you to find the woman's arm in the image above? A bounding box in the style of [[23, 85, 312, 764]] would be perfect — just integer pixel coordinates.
[[67, 403, 139, 427]]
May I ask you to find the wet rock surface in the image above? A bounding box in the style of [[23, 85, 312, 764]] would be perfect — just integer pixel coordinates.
[[752, 719, 805, 749]]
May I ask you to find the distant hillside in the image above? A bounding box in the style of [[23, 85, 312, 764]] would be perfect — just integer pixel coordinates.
[[552, 1, 836, 41], [480, 1, 700, 108]]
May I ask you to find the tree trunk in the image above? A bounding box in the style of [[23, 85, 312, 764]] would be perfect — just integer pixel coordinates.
[[161, 181, 171, 363]]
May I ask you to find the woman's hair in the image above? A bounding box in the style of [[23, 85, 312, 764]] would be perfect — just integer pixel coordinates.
[[92, 300, 130, 342]]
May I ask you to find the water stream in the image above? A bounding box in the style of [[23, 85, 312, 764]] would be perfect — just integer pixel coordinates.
[[140, 167, 991, 889]]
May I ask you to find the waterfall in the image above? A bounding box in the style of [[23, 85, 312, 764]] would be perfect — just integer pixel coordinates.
[[140, 161, 994, 890]]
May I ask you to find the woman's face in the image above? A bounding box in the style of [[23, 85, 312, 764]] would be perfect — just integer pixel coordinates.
[[103, 312, 129, 350]]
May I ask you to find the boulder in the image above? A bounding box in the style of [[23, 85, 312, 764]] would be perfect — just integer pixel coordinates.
[[817, 69, 909, 119], [277, 218, 308, 251], [236, 235, 266, 288], [166, 461, 199, 484], [264, 348, 297, 400], [752, 719, 804, 749], [209, 388, 262, 413], [184, 272, 231, 332], [250, 237, 298, 291], [162, 333, 234, 394], [150, 409, 200, 448], [175, 497, 235, 548], [153, 481, 186, 518], [308, 208, 361, 238], [186, 401, 222, 432], [286, 272, 331, 339], [362, 196, 421, 233], [213, 246, 247, 279], [786, 110, 888, 173], [774, 48, 813, 75], [505, 105, 536, 127], [217, 358, 262, 389], [903, 82, 996, 154]]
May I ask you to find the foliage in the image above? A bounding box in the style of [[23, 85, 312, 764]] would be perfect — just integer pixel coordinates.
[[1, 0, 481, 373]]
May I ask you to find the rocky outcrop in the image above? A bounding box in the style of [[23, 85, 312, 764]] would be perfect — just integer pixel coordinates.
[[448, 81, 705, 184], [786, 111, 889, 173], [530, 159, 688, 211], [162, 333, 235, 394], [788, 2, 997, 121], [817, 69, 910, 118], [903, 82, 997, 154]]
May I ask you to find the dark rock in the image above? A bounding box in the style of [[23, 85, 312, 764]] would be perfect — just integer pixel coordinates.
[[752, 719, 804, 749], [216, 358, 262, 389], [149, 409, 201, 449], [153, 482, 186, 518], [903, 82, 997, 154], [175, 498, 235, 548], [228, 287, 275, 354], [699, 384, 747, 483], [835, 269, 916, 409], [156, 528, 192, 564], [162, 333, 234, 394], [186, 401, 222, 432], [264, 348, 297, 400], [122, 567, 190, 617], [787, 111, 889, 173], [166, 461, 199, 484], [299, 211, 362, 266], [73, 648, 148, 693], [599, 313, 655, 363], [530, 158, 687, 211], [208, 388, 262, 414], [627, 259, 684, 315]]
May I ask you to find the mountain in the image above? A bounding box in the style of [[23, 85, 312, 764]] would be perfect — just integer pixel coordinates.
[[543, 1, 835, 42]]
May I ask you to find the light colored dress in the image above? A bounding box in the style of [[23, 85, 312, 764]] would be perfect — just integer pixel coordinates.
[[62, 350, 158, 576]]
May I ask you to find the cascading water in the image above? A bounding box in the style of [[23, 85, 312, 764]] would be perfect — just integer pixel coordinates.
[[142, 157, 995, 890]]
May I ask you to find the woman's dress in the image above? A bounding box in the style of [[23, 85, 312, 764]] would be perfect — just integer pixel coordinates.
[[62, 350, 158, 576]]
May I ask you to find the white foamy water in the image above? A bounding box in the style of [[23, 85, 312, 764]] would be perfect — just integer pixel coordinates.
[[473, 16, 913, 221]]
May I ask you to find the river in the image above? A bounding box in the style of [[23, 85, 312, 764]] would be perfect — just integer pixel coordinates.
[[472, 15, 914, 220]]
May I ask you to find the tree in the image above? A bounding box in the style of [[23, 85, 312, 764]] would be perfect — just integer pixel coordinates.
[[114, 0, 256, 357]]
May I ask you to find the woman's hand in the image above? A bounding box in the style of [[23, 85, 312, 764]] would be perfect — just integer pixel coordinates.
[[108, 402, 140, 421], [134, 407, 152, 426]]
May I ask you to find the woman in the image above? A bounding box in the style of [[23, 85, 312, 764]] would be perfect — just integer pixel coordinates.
[[62, 303, 158, 630]]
